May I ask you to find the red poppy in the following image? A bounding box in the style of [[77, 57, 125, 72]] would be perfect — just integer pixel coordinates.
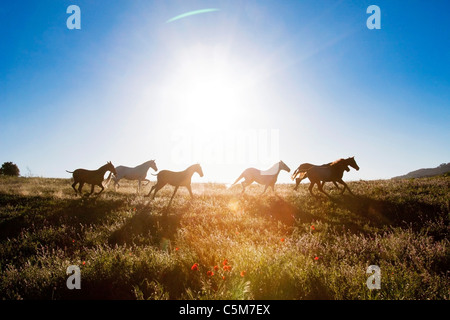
[[222, 259, 228, 266], [207, 270, 214, 277], [191, 263, 199, 271], [72, 240, 75, 243], [240, 271, 246, 277], [314, 256, 319, 261], [280, 238, 285, 242], [175, 247, 179, 251], [214, 265, 219, 271], [311, 225, 315, 230], [222, 276, 226, 280], [82, 261, 86, 265], [223, 265, 232, 271]]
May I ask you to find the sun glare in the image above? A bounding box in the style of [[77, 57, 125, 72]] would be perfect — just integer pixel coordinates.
[[164, 45, 255, 130]]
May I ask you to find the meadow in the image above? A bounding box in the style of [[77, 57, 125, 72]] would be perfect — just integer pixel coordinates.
[[0, 175, 448, 300]]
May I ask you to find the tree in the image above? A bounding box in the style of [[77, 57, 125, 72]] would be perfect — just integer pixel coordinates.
[[0, 162, 20, 177]]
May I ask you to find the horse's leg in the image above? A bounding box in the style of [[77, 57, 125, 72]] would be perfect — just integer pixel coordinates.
[[308, 182, 316, 197], [151, 183, 166, 200], [186, 184, 194, 198], [168, 186, 179, 205], [241, 180, 247, 194], [72, 181, 78, 194], [261, 185, 268, 194], [317, 181, 330, 197], [332, 181, 341, 190], [89, 184, 95, 196], [241, 179, 252, 194], [270, 183, 276, 195], [96, 183, 105, 195], [78, 182, 85, 195], [145, 185, 156, 198], [294, 178, 301, 191], [337, 179, 353, 195], [137, 180, 141, 194]]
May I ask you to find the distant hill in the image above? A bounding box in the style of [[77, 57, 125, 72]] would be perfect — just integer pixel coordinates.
[[393, 163, 450, 179]]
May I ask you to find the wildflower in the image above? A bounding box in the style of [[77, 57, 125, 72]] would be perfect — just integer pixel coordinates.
[[222, 276, 226, 280], [175, 247, 179, 251], [133, 208, 136, 212], [240, 271, 246, 277], [222, 259, 228, 266], [280, 238, 285, 242], [72, 240, 75, 243], [311, 225, 315, 230], [191, 263, 199, 271], [214, 265, 219, 271], [207, 270, 214, 277], [82, 261, 86, 265], [314, 256, 319, 261], [223, 265, 232, 271]]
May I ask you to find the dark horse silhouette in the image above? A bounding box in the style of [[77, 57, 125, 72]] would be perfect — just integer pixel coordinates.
[[295, 157, 359, 197], [145, 164, 204, 205], [291, 162, 350, 191], [66, 161, 117, 196]]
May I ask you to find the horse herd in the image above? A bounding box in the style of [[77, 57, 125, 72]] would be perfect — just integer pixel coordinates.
[[66, 157, 359, 203]]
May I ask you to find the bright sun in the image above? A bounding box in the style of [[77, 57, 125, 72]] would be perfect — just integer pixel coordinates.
[[164, 45, 254, 130]]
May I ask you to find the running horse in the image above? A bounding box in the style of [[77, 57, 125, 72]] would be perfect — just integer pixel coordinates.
[[105, 160, 158, 193], [145, 163, 204, 205], [232, 160, 291, 194], [296, 157, 359, 197], [291, 162, 350, 191], [66, 161, 117, 196]]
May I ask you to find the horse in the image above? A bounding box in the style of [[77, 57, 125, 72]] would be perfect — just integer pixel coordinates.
[[297, 157, 359, 197], [145, 163, 204, 205], [291, 162, 350, 191], [66, 161, 117, 196], [232, 160, 291, 194], [105, 160, 158, 193]]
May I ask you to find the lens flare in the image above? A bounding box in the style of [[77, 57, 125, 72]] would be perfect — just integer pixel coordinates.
[[166, 8, 220, 23]]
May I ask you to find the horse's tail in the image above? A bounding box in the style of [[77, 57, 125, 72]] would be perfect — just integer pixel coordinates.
[[291, 168, 300, 180], [104, 172, 113, 188], [291, 168, 308, 180], [66, 170, 74, 174], [232, 173, 244, 186], [151, 173, 158, 176]]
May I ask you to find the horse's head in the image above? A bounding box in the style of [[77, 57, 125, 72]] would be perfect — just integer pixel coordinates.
[[107, 161, 117, 175], [150, 160, 158, 172], [279, 160, 291, 173], [195, 163, 204, 177], [347, 157, 359, 171]]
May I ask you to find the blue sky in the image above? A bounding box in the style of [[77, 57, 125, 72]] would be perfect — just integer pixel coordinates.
[[1, 0, 449, 183]]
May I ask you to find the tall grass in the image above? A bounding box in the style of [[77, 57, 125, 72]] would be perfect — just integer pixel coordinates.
[[0, 176, 448, 299]]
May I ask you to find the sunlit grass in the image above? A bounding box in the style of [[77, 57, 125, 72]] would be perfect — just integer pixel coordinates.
[[0, 175, 448, 299]]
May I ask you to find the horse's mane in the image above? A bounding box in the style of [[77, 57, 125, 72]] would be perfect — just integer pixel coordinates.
[[330, 158, 346, 167]]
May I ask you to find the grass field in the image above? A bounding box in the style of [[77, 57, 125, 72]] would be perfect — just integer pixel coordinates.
[[0, 175, 448, 300]]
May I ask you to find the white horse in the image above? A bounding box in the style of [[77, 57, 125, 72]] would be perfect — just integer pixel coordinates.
[[232, 161, 291, 194], [105, 160, 158, 193]]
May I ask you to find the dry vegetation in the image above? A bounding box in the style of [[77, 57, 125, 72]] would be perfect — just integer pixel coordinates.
[[0, 175, 448, 299]]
